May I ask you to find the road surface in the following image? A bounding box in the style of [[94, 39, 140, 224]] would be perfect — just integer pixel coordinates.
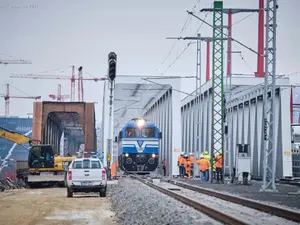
[[0, 188, 117, 225]]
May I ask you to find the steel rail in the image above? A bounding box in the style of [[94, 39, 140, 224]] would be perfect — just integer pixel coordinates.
[[167, 179, 300, 223], [131, 176, 248, 225]]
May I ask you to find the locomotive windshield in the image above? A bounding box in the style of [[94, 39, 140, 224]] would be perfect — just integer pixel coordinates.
[[125, 128, 140, 137], [142, 128, 155, 137]]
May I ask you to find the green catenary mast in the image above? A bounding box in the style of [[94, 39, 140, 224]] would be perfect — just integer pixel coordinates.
[[211, 1, 225, 183]]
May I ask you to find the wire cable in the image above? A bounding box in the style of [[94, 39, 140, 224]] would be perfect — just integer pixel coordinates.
[[153, 0, 202, 74], [231, 12, 255, 27], [158, 2, 213, 77], [9, 84, 31, 97], [28, 66, 72, 75]]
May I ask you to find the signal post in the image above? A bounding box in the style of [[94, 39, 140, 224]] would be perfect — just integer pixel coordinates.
[[107, 52, 117, 180]]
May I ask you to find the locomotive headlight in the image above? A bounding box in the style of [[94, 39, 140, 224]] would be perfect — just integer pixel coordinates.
[[152, 153, 155, 158], [125, 153, 129, 157], [137, 119, 145, 127]]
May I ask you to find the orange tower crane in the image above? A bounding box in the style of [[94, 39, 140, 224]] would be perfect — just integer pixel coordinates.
[[11, 66, 107, 102], [49, 84, 70, 102], [0, 59, 32, 65], [0, 84, 41, 116]]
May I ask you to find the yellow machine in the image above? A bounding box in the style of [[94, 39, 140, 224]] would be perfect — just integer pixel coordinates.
[[0, 126, 76, 187], [0, 128, 31, 144]]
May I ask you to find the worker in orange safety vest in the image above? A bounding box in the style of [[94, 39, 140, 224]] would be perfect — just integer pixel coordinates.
[[178, 152, 184, 177], [180, 154, 187, 178], [188, 153, 194, 178], [184, 154, 191, 178], [196, 154, 210, 181], [215, 152, 223, 183]]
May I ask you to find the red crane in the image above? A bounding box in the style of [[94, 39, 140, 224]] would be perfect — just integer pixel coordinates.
[[0, 59, 32, 65], [0, 84, 41, 117], [78, 66, 84, 102], [10, 66, 107, 102], [49, 84, 70, 102]]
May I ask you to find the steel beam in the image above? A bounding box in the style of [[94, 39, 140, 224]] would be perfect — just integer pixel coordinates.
[[261, 0, 278, 192], [211, 1, 225, 183]]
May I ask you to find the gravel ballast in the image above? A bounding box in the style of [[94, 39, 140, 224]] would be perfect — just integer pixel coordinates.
[[158, 182, 300, 225], [109, 178, 221, 225]]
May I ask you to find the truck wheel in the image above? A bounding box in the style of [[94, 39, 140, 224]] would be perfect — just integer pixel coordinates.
[[67, 188, 73, 197], [99, 187, 106, 197]]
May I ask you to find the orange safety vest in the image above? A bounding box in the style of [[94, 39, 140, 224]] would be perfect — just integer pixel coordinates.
[[180, 157, 186, 166], [185, 159, 191, 168], [178, 155, 181, 163], [163, 160, 166, 167], [215, 156, 223, 168], [196, 158, 210, 171], [189, 156, 194, 165]]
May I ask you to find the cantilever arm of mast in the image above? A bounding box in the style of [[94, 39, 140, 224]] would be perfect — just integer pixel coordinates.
[[186, 10, 261, 56], [166, 36, 227, 41]]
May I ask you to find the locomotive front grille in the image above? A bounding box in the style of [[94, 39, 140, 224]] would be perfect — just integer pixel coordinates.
[[136, 154, 147, 164]]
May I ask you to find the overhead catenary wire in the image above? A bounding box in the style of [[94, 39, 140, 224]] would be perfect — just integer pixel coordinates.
[[158, 2, 213, 77], [154, 0, 202, 74], [231, 12, 255, 26], [187, 11, 262, 57], [134, 0, 206, 106], [159, 1, 256, 78], [142, 78, 193, 96]]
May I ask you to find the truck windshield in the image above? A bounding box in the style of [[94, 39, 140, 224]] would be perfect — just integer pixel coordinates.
[[72, 160, 101, 169]]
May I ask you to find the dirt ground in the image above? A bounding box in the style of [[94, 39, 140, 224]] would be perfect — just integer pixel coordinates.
[[0, 187, 118, 225]]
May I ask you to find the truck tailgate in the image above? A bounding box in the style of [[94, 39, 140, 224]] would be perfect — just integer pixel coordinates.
[[70, 159, 104, 183], [72, 168, 102, 181]]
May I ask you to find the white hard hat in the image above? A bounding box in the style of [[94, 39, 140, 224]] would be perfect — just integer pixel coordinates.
[[181, 152, 185, 155], [189, 152, 193, 155]]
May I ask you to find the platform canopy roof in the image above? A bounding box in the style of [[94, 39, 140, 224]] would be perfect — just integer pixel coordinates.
[[113, 83, 171, 134]]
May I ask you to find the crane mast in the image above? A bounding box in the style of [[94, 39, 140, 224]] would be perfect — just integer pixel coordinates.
[[0, 84, 41, 117], [49, 84, 70, 102]]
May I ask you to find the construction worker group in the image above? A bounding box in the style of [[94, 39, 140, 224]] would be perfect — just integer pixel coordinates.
[[177, 151, 223, 182]]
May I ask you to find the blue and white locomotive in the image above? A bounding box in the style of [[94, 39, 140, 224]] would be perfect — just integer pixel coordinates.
[[116, 118, 162, 174]]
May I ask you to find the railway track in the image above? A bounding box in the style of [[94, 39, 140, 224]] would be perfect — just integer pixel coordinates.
[[131, 175, 248, 225], [166, 179, 300, 223], [131, 175, 300, 225]]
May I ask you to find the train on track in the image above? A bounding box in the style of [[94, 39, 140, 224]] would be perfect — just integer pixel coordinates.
[[116, 118, 162, 174]]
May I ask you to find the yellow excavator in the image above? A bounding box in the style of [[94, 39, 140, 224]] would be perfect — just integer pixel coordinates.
[[0, 126, 76, 187]]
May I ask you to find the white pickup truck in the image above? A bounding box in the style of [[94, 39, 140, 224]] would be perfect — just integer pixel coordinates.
[[65, 158, 107, 197]]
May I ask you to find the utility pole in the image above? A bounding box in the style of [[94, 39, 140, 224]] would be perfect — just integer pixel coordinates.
[[196, 33, 201, 167], [210, 1, 225, 183], [200, 3, 259, 182], [107, 52, 117, 180], [261, 0, 278, 192], [166, 35, 226, 177], [200, 8, 259, 78]]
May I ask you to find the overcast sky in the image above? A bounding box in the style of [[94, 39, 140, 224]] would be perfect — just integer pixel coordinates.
[[0, 0, 299, 123]]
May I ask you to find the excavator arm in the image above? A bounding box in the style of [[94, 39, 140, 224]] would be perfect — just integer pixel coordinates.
[[0, 126, 31, 145]]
